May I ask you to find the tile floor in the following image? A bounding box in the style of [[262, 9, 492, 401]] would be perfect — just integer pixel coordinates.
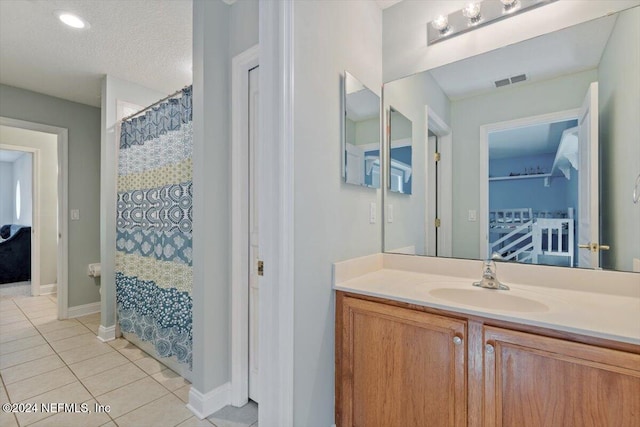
[[0, 294, 258, 427]]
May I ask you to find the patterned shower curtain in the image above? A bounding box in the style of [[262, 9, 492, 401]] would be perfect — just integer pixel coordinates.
[[115, 87, 193, 366]]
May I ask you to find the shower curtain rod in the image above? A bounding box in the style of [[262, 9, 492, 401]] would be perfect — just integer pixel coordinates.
[[120, 85, 190, 123]]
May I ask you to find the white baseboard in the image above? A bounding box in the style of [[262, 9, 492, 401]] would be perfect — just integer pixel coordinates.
[[67, 302, 101, 318], [97, 325, 116, 342], [187, 382, 230, 419], [39, 283, 57, 295]]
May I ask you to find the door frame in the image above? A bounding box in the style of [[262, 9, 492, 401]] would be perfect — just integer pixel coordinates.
[[478, 108, 580, 259], [230, 43, 259, 407], [0, 117, 69, 318], [425, 106, 453, 257], [258, 0, 295, 424]]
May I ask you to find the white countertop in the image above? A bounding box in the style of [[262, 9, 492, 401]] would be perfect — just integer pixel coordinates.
[[333, 254, 640, 345]]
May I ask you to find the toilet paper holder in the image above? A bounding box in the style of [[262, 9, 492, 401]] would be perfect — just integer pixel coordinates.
[[88, 263, 101, 278]]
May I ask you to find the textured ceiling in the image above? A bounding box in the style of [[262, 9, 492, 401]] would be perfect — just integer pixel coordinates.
[[0, 0, 192, 107]]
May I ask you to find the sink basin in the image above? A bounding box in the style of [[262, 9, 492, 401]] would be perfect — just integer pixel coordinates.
[[429, 288, 549, 313]]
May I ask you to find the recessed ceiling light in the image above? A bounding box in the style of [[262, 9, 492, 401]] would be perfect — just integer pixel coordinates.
[[57, 12, 89, 29]]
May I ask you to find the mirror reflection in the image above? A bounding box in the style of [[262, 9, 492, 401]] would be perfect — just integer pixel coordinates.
[[388, 107, 413, 195], [383, 7, 640, 272], [343, 71, 381, 188]]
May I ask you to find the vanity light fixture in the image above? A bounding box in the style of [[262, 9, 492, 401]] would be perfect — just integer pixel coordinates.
[[427, 0, 556, 45], [500, 0, 520, 13], [57, 12, 89, 29]]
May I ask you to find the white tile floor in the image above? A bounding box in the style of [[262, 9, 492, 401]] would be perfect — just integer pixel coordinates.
[[0, 294, 258, 427]]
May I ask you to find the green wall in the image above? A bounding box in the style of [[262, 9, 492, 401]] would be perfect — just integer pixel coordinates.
[[0, 84, 101, 307]]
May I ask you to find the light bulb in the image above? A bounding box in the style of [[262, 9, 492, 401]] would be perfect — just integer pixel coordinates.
[[432, 15, 449, 32], [462, 2, 482, 19], [57, 12, 88, 29]]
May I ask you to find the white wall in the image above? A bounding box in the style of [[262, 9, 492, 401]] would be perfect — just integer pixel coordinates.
[[0, 126, 58, 286], [599, 6, 640, 271], [383, 0, 639, 82], [100, 75, 168, 330], [0, 160, 13, 226], [293, 1, 382, 424], [12, 152, 32, 226], [354, 117, 380, 146], [450, 69, 597, 259]]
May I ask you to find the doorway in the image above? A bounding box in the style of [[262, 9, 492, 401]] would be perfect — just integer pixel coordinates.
[[0, 117, 69, 319], [0, 147, 34, 296], [478, 103, 597, 268], [425, 106, 453, 258]]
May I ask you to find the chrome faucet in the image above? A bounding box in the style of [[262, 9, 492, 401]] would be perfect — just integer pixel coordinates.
[[473, 260, 509, 290]]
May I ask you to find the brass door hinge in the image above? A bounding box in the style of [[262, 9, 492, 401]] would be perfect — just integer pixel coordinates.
[[434, 152, 441, 162], [435, 218, 441, 228], [257, 260, 264, 276]]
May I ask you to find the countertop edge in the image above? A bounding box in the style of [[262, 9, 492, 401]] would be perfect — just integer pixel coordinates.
[[334, 284, 640, 347]]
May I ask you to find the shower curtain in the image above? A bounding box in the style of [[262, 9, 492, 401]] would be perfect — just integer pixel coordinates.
[[115, 87, 193, 366]]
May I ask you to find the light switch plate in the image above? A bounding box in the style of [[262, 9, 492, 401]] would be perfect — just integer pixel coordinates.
[[369, 202, 376, 224], [468, 209, 477, 222], [71, 209, 80, 220]]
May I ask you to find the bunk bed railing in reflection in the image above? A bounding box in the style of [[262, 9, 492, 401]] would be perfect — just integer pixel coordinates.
[[489, 208, 575, 267]]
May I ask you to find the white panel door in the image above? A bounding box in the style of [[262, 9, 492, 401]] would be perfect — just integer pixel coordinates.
[[577, 82, 600, 268], [248, 66, 260, 402]]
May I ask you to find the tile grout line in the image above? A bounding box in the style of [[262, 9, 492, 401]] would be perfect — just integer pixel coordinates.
[[3, 296, 198, 427], [3, 296, 118, 427], [4, 298, 66, 426], [0, 300, 21, 426]]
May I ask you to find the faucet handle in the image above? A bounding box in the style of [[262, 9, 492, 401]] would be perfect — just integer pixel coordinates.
[[482, 260, 496, 277]]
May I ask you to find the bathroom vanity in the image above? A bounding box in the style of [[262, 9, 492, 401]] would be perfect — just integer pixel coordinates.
[[334, 254, 640, 427]]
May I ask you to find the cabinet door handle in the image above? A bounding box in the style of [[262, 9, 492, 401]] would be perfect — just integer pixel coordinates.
[[485, 343, 495, 354], [453, 336, 463, 346]]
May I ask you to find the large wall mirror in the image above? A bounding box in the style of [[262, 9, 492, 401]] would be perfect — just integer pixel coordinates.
[[383, 6, 640, 273], [343, 71, 381, 188]]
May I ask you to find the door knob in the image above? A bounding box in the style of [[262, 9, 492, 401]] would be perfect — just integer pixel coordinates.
[[453, 336, 462, 346], [578, 243, 610, 252]]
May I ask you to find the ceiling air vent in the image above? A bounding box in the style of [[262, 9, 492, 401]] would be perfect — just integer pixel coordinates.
[[494, 73, 528, 88], [510, 74, 527, 84], [495, 78, 511, 88]]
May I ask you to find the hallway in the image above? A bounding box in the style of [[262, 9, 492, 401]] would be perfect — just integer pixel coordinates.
[[0, 295, 257, 427]]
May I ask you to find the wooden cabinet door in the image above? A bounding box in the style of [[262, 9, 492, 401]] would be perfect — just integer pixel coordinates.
[[337, 296, 467, 427], [483, 326, 640, 427]]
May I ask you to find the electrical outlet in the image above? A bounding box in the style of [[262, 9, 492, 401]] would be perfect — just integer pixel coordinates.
[[71, 209, 80, 221], [468, 209, 477, 222]]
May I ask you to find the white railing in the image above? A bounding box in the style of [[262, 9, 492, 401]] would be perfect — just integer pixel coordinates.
[[491, 218, 574, 267]]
